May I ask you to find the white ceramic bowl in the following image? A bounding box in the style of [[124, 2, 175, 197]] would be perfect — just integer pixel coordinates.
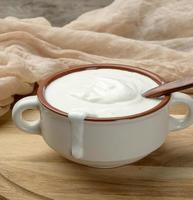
[[12, 64, 193, 168]]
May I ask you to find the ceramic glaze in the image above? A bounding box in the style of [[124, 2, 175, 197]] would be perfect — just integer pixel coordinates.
[[45, 69, 161, 118], [45, 69, 163, 158], [12, 65, 193, 168]]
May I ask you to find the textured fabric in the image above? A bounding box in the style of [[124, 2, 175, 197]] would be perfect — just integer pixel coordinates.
[[1, 0, 193, 116]]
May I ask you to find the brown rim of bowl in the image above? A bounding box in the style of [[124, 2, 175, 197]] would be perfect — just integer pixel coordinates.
[[37, 64, 171, 122]]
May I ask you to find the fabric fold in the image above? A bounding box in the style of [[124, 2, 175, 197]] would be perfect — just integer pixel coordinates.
[[1, 0, 193, 116]]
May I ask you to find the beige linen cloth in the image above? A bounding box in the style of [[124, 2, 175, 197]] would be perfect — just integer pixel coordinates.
[[1, 0, 193, 116]]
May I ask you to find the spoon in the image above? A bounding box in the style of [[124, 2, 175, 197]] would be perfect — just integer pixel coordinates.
[[143, 76, 193, 98]]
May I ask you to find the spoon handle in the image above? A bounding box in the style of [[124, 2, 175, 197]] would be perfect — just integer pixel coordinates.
[[143, 76, 193, 98]]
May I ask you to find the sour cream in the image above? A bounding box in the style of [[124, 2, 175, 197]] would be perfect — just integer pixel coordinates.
[[45, 68, 161, 158], [45, 69, 161, 118]]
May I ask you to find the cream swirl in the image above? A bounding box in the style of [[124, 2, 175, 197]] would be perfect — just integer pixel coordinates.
[[71, 77, 139, 104]]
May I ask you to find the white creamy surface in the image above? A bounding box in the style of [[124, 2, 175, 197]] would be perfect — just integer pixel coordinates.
[[45, 69, 161, 118], [45, 68, 161, 159], [68, 111, 86, 159]]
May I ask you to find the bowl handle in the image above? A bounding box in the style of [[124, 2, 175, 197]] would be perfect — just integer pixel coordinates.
[[12, 96, 41, 134], [169, 92, 193, 131]]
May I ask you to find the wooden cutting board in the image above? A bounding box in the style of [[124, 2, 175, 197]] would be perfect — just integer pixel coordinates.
[[0, 104, 193, 200]]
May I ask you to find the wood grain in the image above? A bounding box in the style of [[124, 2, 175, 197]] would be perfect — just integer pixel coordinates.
[[0, 1, 192, 199], [0, 104, 193, 199]]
